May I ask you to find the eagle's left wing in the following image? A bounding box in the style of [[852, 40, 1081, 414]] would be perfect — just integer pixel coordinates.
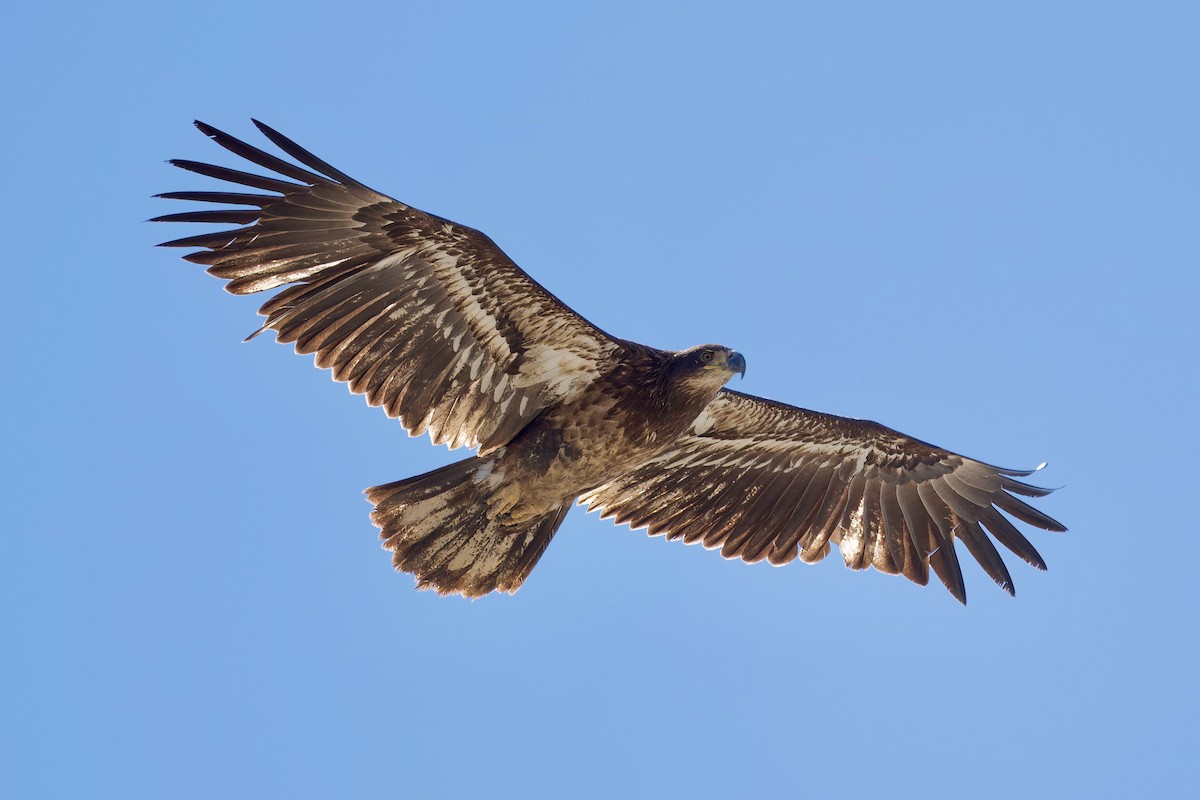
[[581, 389, 1065, 602]]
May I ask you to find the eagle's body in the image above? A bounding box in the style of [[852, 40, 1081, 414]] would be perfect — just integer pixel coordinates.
[[157, 120, 1065, 602], [484, 342, 736, 521], [367, 341, 740, 593]]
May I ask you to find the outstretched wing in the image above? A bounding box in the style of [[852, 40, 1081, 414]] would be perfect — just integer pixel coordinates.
[[581, 389, 1065, 602], [155, 120, 619, 453]]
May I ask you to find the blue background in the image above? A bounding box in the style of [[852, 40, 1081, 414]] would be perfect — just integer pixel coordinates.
[[5, 2, 1197, 797]]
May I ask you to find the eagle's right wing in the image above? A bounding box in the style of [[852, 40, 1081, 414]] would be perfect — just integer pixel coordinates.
[[155, 120, 620, 453], [583, 389, 1065, 603]]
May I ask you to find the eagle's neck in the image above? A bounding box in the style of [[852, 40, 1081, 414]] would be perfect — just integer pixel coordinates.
[[639, 348, 728, 438]]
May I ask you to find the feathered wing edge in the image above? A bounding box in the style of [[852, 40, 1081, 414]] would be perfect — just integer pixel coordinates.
[[581, 390, 1065, 603], [153, 120, 619, 454]]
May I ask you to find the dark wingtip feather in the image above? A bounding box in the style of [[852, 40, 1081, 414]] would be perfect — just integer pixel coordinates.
[[930, 546, 968, 605], [148, 210, 262, 225], [192, 120, 327, 185], [251, 119, 361, 185], [942, 576, 968, 604], [1000, 475, 1059, 498], [154, 190, 270, 206], [979, 461, 1048, 478], [995, 492, 1068, 532], [979, 507, 1048, 571], [194, 119, 219, 137], [959, 520, 1016, 597], [167, 158, 301, 194]]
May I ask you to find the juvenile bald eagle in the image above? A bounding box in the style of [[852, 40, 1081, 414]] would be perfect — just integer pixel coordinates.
[[155, 121, 1065, 603]]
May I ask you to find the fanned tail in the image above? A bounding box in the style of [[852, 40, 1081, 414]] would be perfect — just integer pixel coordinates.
[[366, 458, 569, 598]]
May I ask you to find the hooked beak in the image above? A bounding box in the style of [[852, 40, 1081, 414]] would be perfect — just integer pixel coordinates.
[[727, 351, 746, 379]]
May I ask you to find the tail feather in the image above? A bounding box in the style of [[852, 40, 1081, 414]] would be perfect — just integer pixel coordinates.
[[367, 458, 568, 598]]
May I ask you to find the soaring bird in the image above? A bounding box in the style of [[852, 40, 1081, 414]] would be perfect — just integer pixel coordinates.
[[155, 120, 1065, 602]]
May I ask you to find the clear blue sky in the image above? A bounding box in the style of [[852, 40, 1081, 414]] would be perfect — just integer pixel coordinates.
[[4, 2, 1197, 798]]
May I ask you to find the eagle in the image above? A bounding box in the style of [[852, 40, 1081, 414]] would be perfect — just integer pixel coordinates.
[[155, 120, 1065, 603]]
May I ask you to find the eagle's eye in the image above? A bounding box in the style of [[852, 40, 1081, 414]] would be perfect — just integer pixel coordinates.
[[700, 350, 714, 364]]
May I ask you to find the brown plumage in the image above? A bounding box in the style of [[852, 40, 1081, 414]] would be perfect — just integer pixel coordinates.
[[156, 120, 1065, 602]]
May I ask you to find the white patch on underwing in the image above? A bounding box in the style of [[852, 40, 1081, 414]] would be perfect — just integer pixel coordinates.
[[492, 373, 509, 401], [839, 495, 867, 568], [690, 407, 716, 435]]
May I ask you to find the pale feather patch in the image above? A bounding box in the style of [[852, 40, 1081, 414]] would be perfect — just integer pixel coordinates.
[[690, 407, 716, 435], [492, 373, 509, 401], [838, 496, 867, 568], [477, 461, 506, 490]]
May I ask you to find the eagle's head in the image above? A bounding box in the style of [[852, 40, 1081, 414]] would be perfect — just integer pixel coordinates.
[[673, 345, 746, 393]]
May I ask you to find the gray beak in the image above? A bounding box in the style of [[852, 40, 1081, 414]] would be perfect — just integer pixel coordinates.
[[728, 351, 746, 379]]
